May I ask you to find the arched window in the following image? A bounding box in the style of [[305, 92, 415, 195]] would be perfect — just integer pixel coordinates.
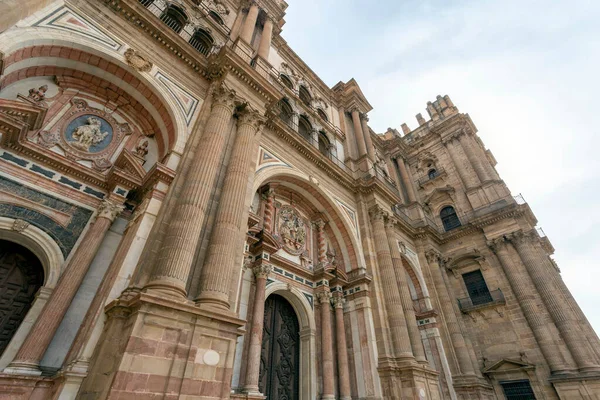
[[428, 169, 438, 179], [299, 85, 311, 106], [160, 5, 188, 34], [189, 28, 214, 56], [440, 206, 461, 231], [298, 115, 312, 141], [139, 0, 153, 7], [317, 108, 328, 122], [318, 131, 331, 157], [209, 11, 224, 25], [278, 98, 294, 126], [280, 74, 294, 90]]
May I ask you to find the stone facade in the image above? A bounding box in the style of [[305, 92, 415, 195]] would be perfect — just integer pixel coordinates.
[[0, 1, 598, 399]]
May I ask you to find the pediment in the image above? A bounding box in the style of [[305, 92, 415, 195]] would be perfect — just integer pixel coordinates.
[[483, 358, 535, 374], [423, 185, 455, 206], [114, 149, 147, 181]]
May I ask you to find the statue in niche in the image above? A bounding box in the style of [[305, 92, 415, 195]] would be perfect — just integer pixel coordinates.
[[135, 139, 149, 159], [69, 117, 110, 151], [27, 85, 48, 103], [278, 206, 307, 254]]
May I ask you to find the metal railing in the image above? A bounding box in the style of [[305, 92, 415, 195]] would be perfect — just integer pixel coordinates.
[[189, 34, 212, 56], [159, 12, 185, 33], [458, 289, 505, 312], [363, 165, 399, 194]]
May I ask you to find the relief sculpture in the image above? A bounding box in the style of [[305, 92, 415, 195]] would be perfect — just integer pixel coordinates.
[[278, 206, 306, 255]]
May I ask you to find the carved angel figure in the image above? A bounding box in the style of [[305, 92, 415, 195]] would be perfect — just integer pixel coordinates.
[[70, 117, 109, 151], [135, 139, 149, 159]]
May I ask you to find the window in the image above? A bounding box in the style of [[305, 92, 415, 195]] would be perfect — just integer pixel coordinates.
[[139, 0, 153, 7], [318, 131, 331, 157], [500, 380, 536, 400], [428, 169, 438, 179], [280, 75, 294, 90], [189, 28, 214, 56], [462, 270, 493, 306], [209, 11, 224, 25], [299, 85, 311, 106], [317, 108, 328, 122], [160, 5, 188, 34], [440, 206, 461, 231], [278, 99, 294, 126], [298, 115, 312, 141]]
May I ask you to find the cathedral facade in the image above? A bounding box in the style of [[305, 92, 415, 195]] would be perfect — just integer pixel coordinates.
[[0, 1, 598, 399]]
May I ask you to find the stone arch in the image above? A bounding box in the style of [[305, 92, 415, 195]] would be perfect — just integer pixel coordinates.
[[401, 254, 433, 311], [0, 217, 64, 369], [264, 282, 316, 400], [253, 167, 363, 272], [0, 27, 188, 156]]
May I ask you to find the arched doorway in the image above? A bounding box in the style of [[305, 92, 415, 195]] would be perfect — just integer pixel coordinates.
[[259, 294, 300, 399], [0, 240, 44, 355]]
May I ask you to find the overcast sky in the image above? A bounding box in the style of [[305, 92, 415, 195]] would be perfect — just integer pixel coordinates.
[[281, 0, 600, 334]]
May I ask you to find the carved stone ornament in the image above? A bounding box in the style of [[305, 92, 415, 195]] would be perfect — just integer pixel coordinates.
[[316, 290, 332, 304], [69, 116, 110, 151], [211, 85, 238, 110], [27, 85, 48, 104], [332, 295, 345, 309], [135, 139, 149, 159], [12, 219, 30, 232], [97, 200, 124, 222], [253, 264, 272, 279], [124, 48, 153, 73], [237, 107, 265, 132], [278, 206, 307, 255], [37, 130, 60, 148]]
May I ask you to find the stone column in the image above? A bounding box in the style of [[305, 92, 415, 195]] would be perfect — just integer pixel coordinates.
[[512, 232, 599, 372], [351, 108, 368, 158], [488, 237, 572, 373], [360, 113, 376, 161], [197, 107, 265, 309], [386, 223, 426, 364], [314, 219, 328, 268], [317, 290, 335, 400], [370, 209, 414, 359], [425, 250, 476, 376], [6, 200, 123, 374], [332, 293, 352, 400], [444, 136, 480, 189], [144, 86, 236, 298], [240, 2, 259, 45], [458, 132, 491, 182], [262, 188, 275, 232], [243, 264, 271, 394], [397, 158, 417, 203], [257, 16, 274, 60]]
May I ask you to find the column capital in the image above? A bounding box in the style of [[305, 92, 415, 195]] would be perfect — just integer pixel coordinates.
[[369, 206, 388, 222], [425, 249, 442, 264], [312, 218, 326, 230], [211, 85, 238, 111], [509, 230, 537, 246], [316, 290, 332, 304], [97, 200, 124, 222], [237, 106, 266, 132], [384, 217, 396, 230], [252, 264, 272, 279], [486, 236, 509, 253], [332, 294, 345, 309], [360, 113, 369, 122]]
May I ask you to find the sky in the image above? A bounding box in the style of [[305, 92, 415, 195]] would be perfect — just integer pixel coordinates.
[[280, 0, 600, 334]]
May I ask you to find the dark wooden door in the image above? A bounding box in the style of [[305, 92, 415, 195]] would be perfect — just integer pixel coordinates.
[[259, 294, 300, 400], [0, 241, 44, 355]]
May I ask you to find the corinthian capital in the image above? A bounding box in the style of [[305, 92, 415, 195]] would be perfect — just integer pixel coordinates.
[[369, 206, 388, 222], [316, 290, 332, 304], [425, 249, 442, 264], [97, 200, 124, 222], [211, 84, 238, 111], [332, 294, 345, 309], [237, 106, 266, 131], [486, 236, 508, 253], [253, 264, 272, 279]]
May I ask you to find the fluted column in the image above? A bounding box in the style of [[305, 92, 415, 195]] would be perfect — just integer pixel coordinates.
[[512, 231, 599, 372], [197, 107, 265, 309], [488, 237, 572, 373], [144, 86, 236, 298], [458, 131, 491, 182], [386, 223, 426, 364], [257, 16, 274, 60], [425, 250, 476, 376], [262, 188, 275, 232], [444, 136, 480, 189], [243, 264, 271, 394], [351, 108, 368, 158], [360, 113, 376, 161], [370, 209, 413, 359], [240, 2, 259, 45], [317, 290, 335, 400], [332, 293, 352, 400], [7, 200, 123, 373], [397, 158, 417, 203]]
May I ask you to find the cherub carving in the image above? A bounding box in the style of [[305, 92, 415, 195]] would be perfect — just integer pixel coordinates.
[[70, 117, 110, 151]]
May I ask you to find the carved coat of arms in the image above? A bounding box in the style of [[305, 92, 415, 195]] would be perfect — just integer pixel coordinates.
[[278, 206, 307, 255]]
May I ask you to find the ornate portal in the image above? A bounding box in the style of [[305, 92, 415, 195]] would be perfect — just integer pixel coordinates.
[[278, 206, 307, 255]]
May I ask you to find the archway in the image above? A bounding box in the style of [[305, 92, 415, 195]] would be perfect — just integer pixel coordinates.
[[0, 240, 44, 356], [259, 294, 300, 400]]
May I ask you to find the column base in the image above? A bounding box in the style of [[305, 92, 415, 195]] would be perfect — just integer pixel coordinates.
[[78, 292, 245, 400], [3, 361, 42, 376], [321, 395, 336, 400], [396, 363, 443, 400], [231, 391, 266, 400], [453, 375, 494, 399]]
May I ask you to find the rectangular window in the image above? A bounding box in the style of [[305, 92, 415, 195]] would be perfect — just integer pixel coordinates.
[[462, 270, 492, 306], [500, 380, 536, 400]]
